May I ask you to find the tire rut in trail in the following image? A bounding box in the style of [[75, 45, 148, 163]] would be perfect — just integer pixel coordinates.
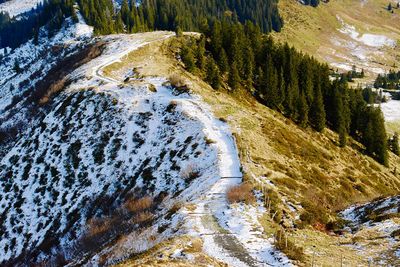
[[213, 234, 260, 267]]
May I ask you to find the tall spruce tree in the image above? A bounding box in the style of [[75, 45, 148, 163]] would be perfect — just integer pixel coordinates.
[[309, 85, 326, 132], [390, 132, 400, 156], [228, 61, 240, 90]]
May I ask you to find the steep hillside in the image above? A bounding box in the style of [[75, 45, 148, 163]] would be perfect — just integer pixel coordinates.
[[0, 0, 43, 17], [273, 0, 400, 81], [1, 28, 291, 266], [109, 34, 400, 266]]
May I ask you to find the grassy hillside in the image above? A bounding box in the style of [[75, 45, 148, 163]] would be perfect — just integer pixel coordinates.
[[105, 35, 400, 266], [272, 0, 400, 83]]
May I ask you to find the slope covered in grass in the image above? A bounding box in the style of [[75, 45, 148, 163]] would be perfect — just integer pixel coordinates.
[[273, 0, 400, 80], [113, 35, 400, 266]]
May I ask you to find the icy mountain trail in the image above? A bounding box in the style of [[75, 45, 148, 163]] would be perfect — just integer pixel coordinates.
[[90, 32, 289, 266]]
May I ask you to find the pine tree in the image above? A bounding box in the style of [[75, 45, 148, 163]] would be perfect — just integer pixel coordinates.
[[297, 93, 309, 127], [175, 25, 183, 37], [115, 12, 124, 32], [263, 58, 280, 108], [362, 108, 389, 166], [339, 125, 347, 147], [310, 85, 326, 132], [218, 48, 229, 74], [181, 43, 196, 72], [196, 36, 206, 71], [206, 57, 221, 90], [121, 0, 129, 25], [228, 61, 240, 90], [392, 132, 400, 156], [243, 44, 255, 87], [13, 59, 21, 74], [210, 21, 222, 58]]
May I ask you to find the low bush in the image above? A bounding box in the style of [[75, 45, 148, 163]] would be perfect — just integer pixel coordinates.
[[227, 183, 255, 204], [124, 196, 153, 214], [134, 211, 154, 224], [180, 164, 201, 183], [298, 199, 330, 228], [169, 74, 186, 88], [275, 229, 305, 261]]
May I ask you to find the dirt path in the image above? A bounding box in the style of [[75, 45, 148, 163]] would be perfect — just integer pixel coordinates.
[[92, 32, 273, 267]]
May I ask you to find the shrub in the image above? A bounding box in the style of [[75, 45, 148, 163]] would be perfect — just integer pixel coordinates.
[[204, 136, 216, 145], [169, 74, 186, 88], [180, 164, 201, 182], [275, 229, 305, 261], [124, 196, 153, 214], [169, 74, 190, 94], [298, 199, 330, 228], [165, 202, 182, 220], [227, 183, 255, 204], [391, 229, 400, 238], [166, 101, 177, 113], [148, 84, 157, 92], [133, 211, 154, 224], [326, 217, 347, 234]]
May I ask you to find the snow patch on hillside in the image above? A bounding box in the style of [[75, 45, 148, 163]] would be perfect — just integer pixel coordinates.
[[0, 0, 43, 17], [381, 100, 400, 122], [337, 16, 395, 48]]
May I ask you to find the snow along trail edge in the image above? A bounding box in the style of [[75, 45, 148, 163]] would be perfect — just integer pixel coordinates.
[[87, 32, 291, 266]]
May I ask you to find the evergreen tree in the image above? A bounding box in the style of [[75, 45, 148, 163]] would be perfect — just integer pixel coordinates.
[[218, 48, 229, 74], [206, 57, 221, 90], [181, 43, 196, 72], [297, 93, 309, 127], [228, 61, 240, 90], [339, 125, 347, 147], [115, 12, 124, 32], [175, 25, 183, 37], [389, 132, 400, 156], [309, 85, 326, 132], [262, 58, 280, 108], [362, 108, 388, 166], [13, 59, 21, 74], [121, 0, 129, 25], [243, 44, 255, 87], [195, 36, 206, 71]]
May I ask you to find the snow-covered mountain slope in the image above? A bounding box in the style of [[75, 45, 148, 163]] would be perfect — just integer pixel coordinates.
[[0, 0, 43, 17], [0, 14, 93, 157], [0, 26, 287, 265]]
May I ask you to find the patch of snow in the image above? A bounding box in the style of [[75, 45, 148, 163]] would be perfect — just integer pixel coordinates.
[[381, 100, 400, 122], [337, 16, 395, 48], [0, 0, 43, 18]]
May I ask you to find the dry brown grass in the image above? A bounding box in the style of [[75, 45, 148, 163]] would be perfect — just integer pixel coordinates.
[[124, 196, 153, 213], [169, 73, 186, 88], [86, 217, 113, 237], [226, 183, 256, 204], [134, 211, 154, 224]]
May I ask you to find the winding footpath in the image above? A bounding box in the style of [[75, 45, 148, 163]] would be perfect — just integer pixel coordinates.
[[91, 32, 286, 267]]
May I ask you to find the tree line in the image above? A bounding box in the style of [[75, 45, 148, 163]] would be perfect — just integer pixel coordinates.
[[1, 0, 283, 48], [374, 70, 400, 90], [77, 0, 283, 35], [0, 0, 77, 49], [180, 21, 390, 166]]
